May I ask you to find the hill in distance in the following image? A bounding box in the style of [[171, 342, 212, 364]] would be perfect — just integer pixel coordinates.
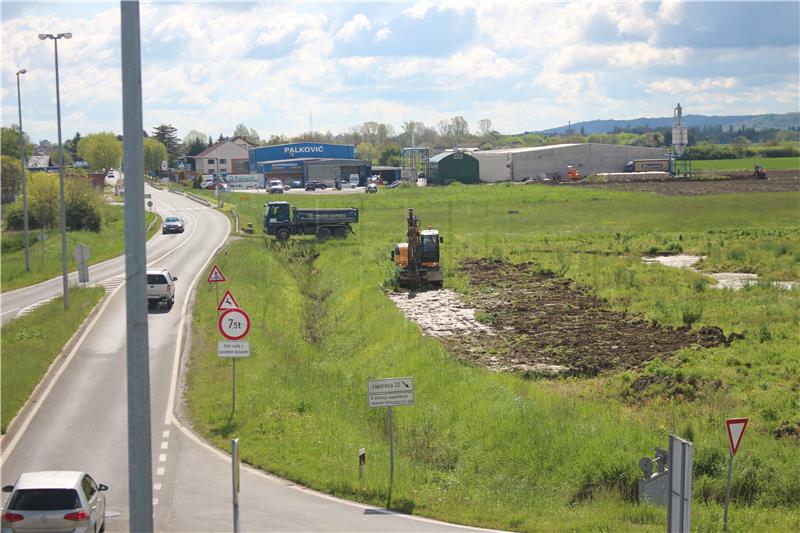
[[539, 112, 800, 135]]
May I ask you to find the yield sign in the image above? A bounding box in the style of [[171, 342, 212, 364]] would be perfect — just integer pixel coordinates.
[[217, 290, 240, 311], [726, 418, 749, 456], [207, 264, 226, 283]]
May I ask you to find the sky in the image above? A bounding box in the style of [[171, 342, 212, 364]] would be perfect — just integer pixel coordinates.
[[1, 0, 799, 144]]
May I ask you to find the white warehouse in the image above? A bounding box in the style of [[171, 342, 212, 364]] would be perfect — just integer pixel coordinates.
[[472, 143, 667, 182]]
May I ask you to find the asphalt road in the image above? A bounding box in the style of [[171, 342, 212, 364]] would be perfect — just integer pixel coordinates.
[[1, 184, 492, 532]]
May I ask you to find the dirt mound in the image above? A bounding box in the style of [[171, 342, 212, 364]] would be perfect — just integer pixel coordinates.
[[440, 259, 734, 376], [573, 169, 799, 195]]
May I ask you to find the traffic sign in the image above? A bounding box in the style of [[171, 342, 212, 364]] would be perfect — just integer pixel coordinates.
[[726, 418, 749, 456], [207, 264, 226, 283], [217, 290, 240, 311], [368, 377, 414, 408], [219, 308, 251, 340], [218, 341, 250, 358]]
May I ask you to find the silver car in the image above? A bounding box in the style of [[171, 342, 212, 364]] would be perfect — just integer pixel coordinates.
[[2, 471, 108, 533]]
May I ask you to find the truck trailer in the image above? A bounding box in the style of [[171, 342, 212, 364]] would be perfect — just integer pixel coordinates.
[[623, 159, 671, 172], [264, 201, 358, 241]]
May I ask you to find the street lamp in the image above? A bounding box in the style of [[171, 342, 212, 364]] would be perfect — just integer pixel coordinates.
[[15, 68, 30, 272], [39, 32, 72, 309]]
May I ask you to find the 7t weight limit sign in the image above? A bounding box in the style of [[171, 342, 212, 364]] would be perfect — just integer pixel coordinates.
[[218, 308, 251, 340]]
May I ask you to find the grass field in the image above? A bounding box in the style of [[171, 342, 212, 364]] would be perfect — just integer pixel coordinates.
[[1, 287, 104, 433], [186, 184, 799, 531], [1, 207, 161, 292], [691, 157, 800, 171]]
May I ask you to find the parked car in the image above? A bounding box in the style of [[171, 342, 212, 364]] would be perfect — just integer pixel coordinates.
[[365, 183, 378, 193], [161, 215, 185, 234], [2, 471, 108, 533], [305, 181, 328, 191], [147, 268, 177, 309], [290, 180, 303, 189], [268, 179, 284, 194]]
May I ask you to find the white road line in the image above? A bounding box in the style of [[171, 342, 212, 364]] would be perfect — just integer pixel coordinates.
[[153, 483, 162, 491], [0, 307, 20, 317], [159, 454, 167, 462], [153, 498, 158, 506], [160, 441, 169, 450], [156, 467, 165, 476], [162, 430, 170, 439]]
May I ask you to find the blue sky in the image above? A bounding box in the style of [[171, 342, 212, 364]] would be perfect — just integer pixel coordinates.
[[1, 1, 798, 144]]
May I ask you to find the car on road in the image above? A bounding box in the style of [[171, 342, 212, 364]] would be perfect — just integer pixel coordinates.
[[365, 183, 378, 193], [290, 180, 303, 189], [147, 268, 177, 309], [305, 181, 328, 191], [268, 179, 285, 194], [2, 471, 108, 533], [162, 215, 185, 234]]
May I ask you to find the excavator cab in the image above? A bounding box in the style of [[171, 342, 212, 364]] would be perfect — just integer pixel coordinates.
[[419, 230, 442, 264]]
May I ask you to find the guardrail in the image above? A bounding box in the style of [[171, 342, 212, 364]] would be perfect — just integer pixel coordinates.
[[168, 188, 185, 196], [185, 192, 212, 206]]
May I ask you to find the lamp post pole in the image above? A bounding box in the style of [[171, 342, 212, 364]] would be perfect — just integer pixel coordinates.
[[40, 32, 72, 309], [15, 69, 30, 272]]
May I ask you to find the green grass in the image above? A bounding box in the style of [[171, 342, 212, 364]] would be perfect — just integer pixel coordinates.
[[1, 287, 105, 433], [186, 184, 799, 531], [691, 157, 800, 171], [1, 207, 161, 292]]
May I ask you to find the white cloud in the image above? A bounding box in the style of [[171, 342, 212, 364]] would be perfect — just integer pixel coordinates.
[[647, 77, 738, 94], [334, 14, 372, 43], [375, 27, 392, 41], [403, 2, 434, 20], [388, 47, 522, 85]]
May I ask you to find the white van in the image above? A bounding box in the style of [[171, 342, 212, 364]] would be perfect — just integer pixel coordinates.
[[348, 174, 360, 188]]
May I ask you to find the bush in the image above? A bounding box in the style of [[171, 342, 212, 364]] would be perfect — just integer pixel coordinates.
[[65, 198, 101, 232], [4, 203, 42, 231]]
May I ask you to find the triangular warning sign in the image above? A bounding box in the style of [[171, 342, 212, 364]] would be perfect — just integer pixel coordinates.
[[207, 265, 226, 283], [217, 290, 240, 311], [726, 418, 749, 456]]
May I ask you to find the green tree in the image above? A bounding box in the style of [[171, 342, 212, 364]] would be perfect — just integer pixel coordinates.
[[1, 125, 33, 160], [355, 142, 377, 164], [183, 130, 208, 158], [477, 118, 493, 138], [77, 132, 122, 171], [1, 155, 21, 203], [378, 145, 401, 166], [143, 138, 168, 176], [64, 131, 82, 162], [65, 172, 102, 231], [151, 124, 182, 164], [27, 172, 60, 229]]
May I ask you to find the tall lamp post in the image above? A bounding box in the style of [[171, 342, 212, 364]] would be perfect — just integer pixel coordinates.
[[39, 32, 71, 309], [15, 69, 30, 272]]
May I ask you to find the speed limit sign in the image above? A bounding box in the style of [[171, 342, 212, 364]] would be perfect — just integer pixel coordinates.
[[218, 308, 251, 340]]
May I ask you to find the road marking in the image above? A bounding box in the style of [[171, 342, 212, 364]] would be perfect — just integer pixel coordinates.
[[0, 307, 20, 317], [153, 483, 161, 491], [161, 441, 169, 450], [153, 498, 158, 505], [159, 454, 167, 462], [162, 429, 170, 439], [156, 467, 165, 476], [15, 296, 58, 319]]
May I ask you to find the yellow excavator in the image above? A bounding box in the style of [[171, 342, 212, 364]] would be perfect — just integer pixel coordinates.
[[391, 208, 443, 288]]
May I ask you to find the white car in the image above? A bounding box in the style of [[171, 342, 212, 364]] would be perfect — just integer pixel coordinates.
[[268, 179, 284, 194], [147, 268, 177, 309], [2, 471, 108, 533]]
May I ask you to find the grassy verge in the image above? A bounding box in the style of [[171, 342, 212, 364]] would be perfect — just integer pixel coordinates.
[[187, 185, 799, 531], [691, 157, 800, 171], [1, 287, 105, 433], [1, 208, 161, 292]]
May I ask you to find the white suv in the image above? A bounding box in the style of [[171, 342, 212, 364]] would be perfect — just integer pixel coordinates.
[[147, 268, 177, 309]]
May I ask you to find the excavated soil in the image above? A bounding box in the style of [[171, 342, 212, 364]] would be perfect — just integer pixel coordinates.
[[571, 169, 799, 195], [425, 259, 737, 377]]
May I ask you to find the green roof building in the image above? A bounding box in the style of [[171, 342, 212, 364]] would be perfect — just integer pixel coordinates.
[[426, 151, 480, 185]]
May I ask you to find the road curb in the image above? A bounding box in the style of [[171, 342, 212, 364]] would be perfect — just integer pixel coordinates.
[[184, 192, 212, 206], [0, 287, 110, 447]]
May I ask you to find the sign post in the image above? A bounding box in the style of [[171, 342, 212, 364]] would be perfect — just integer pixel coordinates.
[[724, 418, 748, 530], [219, 307, 251, 416], [368, 377, 414, 507], [72, 244, 90, 285], [231, 438, 240, 533]]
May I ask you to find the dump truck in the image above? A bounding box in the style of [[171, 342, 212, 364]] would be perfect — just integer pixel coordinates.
[[624, 159, 671, 172], [263, 201, 358, 241], [391, 208, 443, 288]]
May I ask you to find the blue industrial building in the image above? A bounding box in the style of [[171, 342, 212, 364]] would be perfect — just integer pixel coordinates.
[[248, 142, 370, 187]]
